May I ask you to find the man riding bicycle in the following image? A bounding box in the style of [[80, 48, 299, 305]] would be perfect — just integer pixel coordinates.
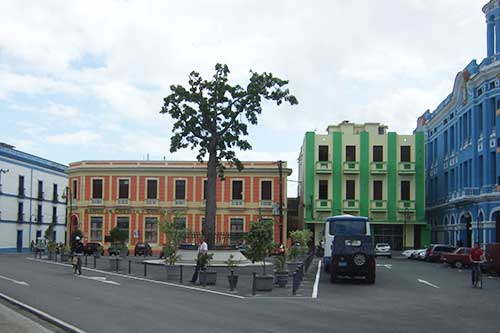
[[469, 242, 484, 287], [71, 236, 84, 275]]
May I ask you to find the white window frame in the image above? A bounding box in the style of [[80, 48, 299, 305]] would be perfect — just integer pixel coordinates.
[[90, 215, 104, 242], [144, 216, 159, 244]]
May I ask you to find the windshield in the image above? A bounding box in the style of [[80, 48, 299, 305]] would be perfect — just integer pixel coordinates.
[[329, 220, 366, 235]]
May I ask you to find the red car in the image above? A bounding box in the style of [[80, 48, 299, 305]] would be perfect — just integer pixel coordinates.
[[440, 247, 471, 269]]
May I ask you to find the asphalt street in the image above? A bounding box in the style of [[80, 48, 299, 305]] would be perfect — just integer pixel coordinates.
[[1, 253, 499, 333]]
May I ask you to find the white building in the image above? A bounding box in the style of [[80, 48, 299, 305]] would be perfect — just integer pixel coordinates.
[[0, 143, 67, 252]]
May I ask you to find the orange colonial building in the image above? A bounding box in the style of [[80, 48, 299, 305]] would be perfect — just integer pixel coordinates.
[[67, 160, 291, 252]]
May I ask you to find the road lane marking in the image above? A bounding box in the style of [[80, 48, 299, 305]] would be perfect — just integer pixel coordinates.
[[27, 258, 245, 299], [78, 276, 120, 285], [0, 292, 87, 333], [0, 274, 30, 286], [312, 260, 321, 298], [376, 264, 392, 269], [417, 278, 440, 289]]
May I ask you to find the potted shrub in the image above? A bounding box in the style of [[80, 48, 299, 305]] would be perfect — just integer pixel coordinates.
[[198, 253, 216, 285], [60, 245, 71, 262], [161, 211, 188, 280], [244, 219, 275, 291], [225, 254, 240, 291], [47, 241, 57, 260], [287, 229, 313, 272], [273, 254, 289, 287]]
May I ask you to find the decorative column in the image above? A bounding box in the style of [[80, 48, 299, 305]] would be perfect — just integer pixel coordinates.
[[488, 17, 495, 57], [495, 16, 500, 55]]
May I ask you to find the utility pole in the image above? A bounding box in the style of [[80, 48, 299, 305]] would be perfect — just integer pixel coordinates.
[[278, 160, 283, 244]]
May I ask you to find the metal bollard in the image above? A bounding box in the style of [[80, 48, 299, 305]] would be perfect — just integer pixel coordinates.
[[230, 270, 234, 291], [84, 255, 88, 267], [143, 262, 147, 277], [179, 265, 183, 284], [55, 253, 57, 262], [252, 272, 256, 296], [128, 260, 131, 274], [115, 259, 119, 272], [94, 256, 97, 269], [292, 271, 297, 295]]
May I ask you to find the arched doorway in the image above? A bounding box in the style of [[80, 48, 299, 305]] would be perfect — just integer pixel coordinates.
[[494, 210, 500, 243], [477, 212, 484, 245], [460, 212, 472, 248]]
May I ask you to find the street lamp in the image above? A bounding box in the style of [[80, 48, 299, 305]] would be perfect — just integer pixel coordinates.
[[61, 186, 72, 245]]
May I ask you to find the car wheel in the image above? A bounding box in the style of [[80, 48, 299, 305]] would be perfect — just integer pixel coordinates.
[[454, 261, 463, 269], [367, 273, 376, 284]]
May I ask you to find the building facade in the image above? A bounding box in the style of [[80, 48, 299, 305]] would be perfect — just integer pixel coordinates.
[[67, 160, 290, 252], [0, 143, 67, 252], [415, 0, 500, 247], [298, 122, 428, 250]]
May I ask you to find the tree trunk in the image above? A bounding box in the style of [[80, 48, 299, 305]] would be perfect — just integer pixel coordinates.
[[204, 147, 218, 249]]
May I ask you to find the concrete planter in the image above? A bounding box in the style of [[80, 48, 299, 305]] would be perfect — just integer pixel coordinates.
[[164, 265, 181, 281], [287, 262, 303, 273], [199, 271, 217, 286], [60, 253, 70, 262], [274, 272, 289, 288], [255, 275, 273, 291], [227, 275, 239, 290]]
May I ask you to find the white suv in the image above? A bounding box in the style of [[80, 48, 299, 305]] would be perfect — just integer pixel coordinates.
[[374, 243, 392, 258]]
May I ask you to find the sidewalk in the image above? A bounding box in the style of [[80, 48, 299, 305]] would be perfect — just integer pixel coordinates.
[[0, 300, 53, 333]]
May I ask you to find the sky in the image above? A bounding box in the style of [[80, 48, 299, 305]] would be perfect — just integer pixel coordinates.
[[0, 0, 487, 196]]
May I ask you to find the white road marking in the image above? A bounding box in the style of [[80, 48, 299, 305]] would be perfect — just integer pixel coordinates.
[[0, 274, 30, 286], [78, 276, 120, 285], [27, 257, 245, 299], [312, 260, 321, 298], [0, 292, 87, 333], [376, 264, 392, 269], [417, 278, 440, 289]]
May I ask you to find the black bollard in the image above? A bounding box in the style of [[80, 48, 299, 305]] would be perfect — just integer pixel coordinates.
[[84, 255, 88, 267], [128, 260, 131, 274], [94, 256, 97, 269], [252, 272, 256, 296], [230, 270, 234, 291], [143, 262, 147, 277], [180, 265, 183, 284]]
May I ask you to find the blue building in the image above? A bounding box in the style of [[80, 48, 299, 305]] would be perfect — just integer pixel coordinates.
[[416, 0, 500, 248]]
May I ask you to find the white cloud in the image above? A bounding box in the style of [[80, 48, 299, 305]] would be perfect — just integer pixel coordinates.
[[46, 130, 102, 146]]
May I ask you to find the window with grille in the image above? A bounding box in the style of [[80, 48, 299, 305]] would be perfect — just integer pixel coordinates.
[[173, 216, 186, 230], [147, 179, 157, 199], [90, 216, 103, 241], [230, 218, 244, 233], [145, 217, 158, 243], [318, 180, 328, 200], [72, 179, 78, 199], [203, 180, 207, 200], [232, 180, 243, 200], [373, 146, 383, 162], [175, 180, 186, 200], [116, 217, 130, 241], [401, 181, 410, 201]]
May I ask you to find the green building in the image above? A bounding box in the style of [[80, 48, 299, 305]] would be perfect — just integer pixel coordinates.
[[298, 121, 430, 250]]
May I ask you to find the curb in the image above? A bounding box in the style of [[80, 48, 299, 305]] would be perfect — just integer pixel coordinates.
[[0, 292, 87, 333]]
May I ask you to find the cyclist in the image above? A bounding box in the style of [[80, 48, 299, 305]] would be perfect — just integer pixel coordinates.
[[71, 236, 84, 275], [469, 242, 484, 287]]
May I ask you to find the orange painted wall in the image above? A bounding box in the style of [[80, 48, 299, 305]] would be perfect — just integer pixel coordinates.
[[159, 177, 166, 202], [130, 176, 137, 201], [111, 177, 117, 200], [243, 176, 250, 202], [273, 177, 280, 203], [84, 176, 91, 200], [253, 177, 260, 202], [187, 176, 194, 202], [103, 176, 110, 200], [167, 177, 174, 201], [139, 176, 146, 201]]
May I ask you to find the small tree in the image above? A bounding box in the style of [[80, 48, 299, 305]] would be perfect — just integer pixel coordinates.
[[161, 211, 188, 265], [244, 220, 275, 275], [290, 229, 313, 256], [108, 227, 128, 245], [160, 63, 298, 248]]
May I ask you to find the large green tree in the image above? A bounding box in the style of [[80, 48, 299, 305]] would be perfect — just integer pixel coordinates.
[[160, 63, 297, 248]]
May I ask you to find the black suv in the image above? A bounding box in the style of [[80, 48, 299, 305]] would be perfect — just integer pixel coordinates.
[[134, 242, 152, 256], [82, 242, 104, 256], [330, 235, 376, 284], [108, 243, 129, 256]]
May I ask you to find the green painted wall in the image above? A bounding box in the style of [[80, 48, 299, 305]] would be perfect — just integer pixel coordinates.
[[415, 132, 425, 223], [332, 132, 342, 215], [387, 132, 397, 222], [305, 132, 315, 221], [420, 225, 431, 247], [360, 132, 369, 216]]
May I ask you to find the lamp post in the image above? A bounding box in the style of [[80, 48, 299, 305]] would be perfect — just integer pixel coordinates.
[[403, 207, 410, 250], [61, 186, 72, 245], [278, 160, 283, 245]]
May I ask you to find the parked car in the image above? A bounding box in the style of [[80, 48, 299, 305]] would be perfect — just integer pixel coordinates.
[[425, 244, 457, 262], [330, 235, 376, 284], [416, 249, 427, 260], [134, 242, 152, 256], [440, 247, 471, 269], [485, 243, 500, 274], [270, 244, 285, 256], [402, 249, 416, 258], [108, 243, 129, 256], [82, 242, 104, 256], [374, 243, 392, 258]]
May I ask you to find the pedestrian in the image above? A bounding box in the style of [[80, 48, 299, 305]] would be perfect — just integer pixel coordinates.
[[190, 236, 208, 283], [30, 240, 35, 252]]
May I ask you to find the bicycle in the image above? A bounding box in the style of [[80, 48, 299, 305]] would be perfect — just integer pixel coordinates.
[[471, 260, 485, 289], [72, 253, 83, 275]]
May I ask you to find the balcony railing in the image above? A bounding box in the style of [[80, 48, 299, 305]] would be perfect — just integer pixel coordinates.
[[315, 161, 332, 173], [315, 199, 332, 211], [343, 199, 359, 210], [370, 162, 387, 173], [174, 199, 186, 206], [37, 215, 43, 223], [230, 199, 244, 207], [52, 216, 57, 223], [398, 200, 415, 211], [90, 198, 104, 205], [181, 232, 247, 248], [370, 200, 387, 210], [145, 198, 158, 206], [17, 213, 24, 222], [259, 200, 273, 207], [18, 188, 25, 197], [343, 161, 359, 173], [398, 162, 415, 174], [37, 191, 44, 200], [117, 198, 130, 205], [52, 194, 58, 203]]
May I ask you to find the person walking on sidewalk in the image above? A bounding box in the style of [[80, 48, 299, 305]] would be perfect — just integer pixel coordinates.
[[190, 236, 208, 283]]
